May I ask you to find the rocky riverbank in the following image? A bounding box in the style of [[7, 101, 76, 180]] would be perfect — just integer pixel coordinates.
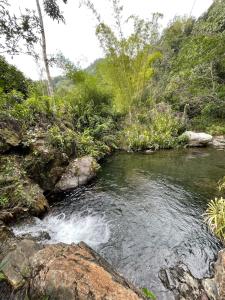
[[1, 117, 225, 299], [0, 225, 145, 300]]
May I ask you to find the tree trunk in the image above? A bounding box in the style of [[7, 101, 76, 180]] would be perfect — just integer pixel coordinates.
[[36, 0, 54, 97]]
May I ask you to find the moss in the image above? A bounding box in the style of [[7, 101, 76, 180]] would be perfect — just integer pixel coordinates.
[[0, 156, 48, 214]]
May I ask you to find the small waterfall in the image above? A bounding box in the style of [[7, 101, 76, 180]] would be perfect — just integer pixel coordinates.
[[13, 211, 111, 248]]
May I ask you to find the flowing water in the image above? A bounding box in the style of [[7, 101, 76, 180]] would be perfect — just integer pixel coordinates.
[[13, 148, 225, 299]]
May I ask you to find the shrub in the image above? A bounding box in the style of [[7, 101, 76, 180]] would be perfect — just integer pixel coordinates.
[[204, 197, 225, 243], [120, 103, 181, 151], [47, 125, 76, 156]]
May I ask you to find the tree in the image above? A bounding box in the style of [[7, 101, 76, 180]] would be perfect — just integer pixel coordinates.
[[84, 0, 162, 114], [0, 55, 28, 96], [35, 0, 68, 96], [0, 0, 38, 55], [0, 0, 68, 96]]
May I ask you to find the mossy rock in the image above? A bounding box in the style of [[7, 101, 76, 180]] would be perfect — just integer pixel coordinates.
[[0, 156, 49, 216], [0, 116, 22, 153]]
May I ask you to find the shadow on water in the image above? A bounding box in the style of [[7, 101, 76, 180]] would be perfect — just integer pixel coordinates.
[[13, 148, 225, 299]]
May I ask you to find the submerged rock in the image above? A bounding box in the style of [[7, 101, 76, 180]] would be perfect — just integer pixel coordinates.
[[181, 131, 213, 147], [0, 239, 145, 300], [56, 156, 100, 191]]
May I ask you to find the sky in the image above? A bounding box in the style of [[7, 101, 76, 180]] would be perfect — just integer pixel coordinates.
[[6, 0, 213, 80]]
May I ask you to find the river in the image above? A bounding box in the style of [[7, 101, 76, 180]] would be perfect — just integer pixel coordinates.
[[13, 148, 224, 299]]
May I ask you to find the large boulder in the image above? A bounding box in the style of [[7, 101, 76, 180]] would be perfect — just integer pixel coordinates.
[[0, 116, 22, 153], [23, 128, 72, 191], [159, 264, 210, 300], [159, 252, 225, 300], [0, 240, 145, 300], [181, 131, 213, 147], [56, 156, 100, 191]]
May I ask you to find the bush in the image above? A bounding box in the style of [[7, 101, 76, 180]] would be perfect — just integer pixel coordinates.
[[47, 125, 76, 156], [204, 197, 225, 243], [120, 103, 181, 151]]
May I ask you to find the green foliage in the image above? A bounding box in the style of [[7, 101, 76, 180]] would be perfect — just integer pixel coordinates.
[[0, 273, 5, 282], [86, 0, 162, 112], [47, 125, 76, 155], [121, 103, 180, 151], [204, 197, 225, 243], [0, 88, 25, 110], [142, 288, 157, 300], [150, 0, 225, 129], [0, 195, 9, 208], [120, 103, 181, 151], [0, 56, 29, 96], [218, 177, 225, 193], [11, 96, 58, 127]]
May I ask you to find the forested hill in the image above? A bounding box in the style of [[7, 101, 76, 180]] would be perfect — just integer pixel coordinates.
[[150, 0, 225, 133]]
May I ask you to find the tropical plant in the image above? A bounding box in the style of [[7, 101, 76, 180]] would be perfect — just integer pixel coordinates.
[[204, 197, 225, 242], [84, 0, 162, 113]]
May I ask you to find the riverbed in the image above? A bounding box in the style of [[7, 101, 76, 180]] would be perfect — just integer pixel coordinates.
[[13, 148, 224, 299]]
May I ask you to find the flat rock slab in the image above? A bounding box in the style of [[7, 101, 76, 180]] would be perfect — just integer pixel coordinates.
[[1, 239, 145, 300]]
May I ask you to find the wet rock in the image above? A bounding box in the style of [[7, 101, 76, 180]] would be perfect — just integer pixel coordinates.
[[0, 225, 18, 261], [159, 264, 210, 300], [181, 131, 213, 147], [0, 156, 49, 218], [0, 116, 22, 153], [1, 240, 145, 299], [0, 207, 29, 224], [202, 278, 218, 300], [212, 136, 225, 149], [214, 249, 225, 299], [21, 231, 51, 242], [29, 242, 144, 300], [1, 239, 43, 289], [56, 156, 100, 191]]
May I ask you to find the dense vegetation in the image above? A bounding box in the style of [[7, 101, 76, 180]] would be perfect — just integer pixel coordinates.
[[1, 0, 225, 213], [2, 0, 225, 156]]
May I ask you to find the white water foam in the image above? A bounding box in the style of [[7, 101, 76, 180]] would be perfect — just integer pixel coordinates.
[[13, 211, 111, 248]]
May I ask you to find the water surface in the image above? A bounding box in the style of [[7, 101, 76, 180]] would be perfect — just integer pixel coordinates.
[[14, 148, 224, 299]]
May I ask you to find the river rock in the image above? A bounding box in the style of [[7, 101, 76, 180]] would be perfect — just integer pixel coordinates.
[[181, 131, 213, 147], [212, 136, 225, 149], [0, 240, 145, 299], [1, 239, 43, 289], [0, 116, 22, 153], [56, 156, 100, 191], [214, 249, 225, 299], [159, 264, 210, 300]]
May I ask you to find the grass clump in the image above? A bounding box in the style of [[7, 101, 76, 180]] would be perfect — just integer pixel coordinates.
[[204, 197, 225, 243]]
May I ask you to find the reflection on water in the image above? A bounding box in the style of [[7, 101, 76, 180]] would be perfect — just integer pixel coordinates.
[[13, 148, 224, 300]]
